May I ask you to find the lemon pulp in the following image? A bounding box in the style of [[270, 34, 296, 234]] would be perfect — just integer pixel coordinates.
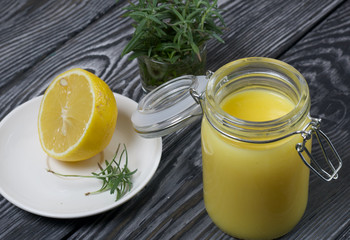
[[38, 68, 117, 161]]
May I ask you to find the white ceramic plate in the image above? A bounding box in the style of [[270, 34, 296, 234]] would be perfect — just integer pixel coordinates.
[[0, 93, 162, 218]]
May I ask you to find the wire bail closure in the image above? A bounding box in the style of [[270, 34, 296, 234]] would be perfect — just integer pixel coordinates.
[[296, 118, 342, 181], [190, 85, 342, 182]]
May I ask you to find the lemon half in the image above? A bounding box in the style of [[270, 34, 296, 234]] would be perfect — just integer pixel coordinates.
[[38, 68, 117, 161]]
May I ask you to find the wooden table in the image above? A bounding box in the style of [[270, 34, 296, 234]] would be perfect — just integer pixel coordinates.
[[0, 0, 349, 239]]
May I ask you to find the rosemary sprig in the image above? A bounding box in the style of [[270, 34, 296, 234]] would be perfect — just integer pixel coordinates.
[[47, 144, 137, 201]]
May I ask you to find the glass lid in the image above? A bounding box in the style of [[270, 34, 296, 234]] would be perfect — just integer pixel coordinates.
[[131, 75, 208, 138]]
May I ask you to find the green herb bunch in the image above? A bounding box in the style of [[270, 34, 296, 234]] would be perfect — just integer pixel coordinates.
[[121, 0, 225, 64], [48, 144, 136, 201]]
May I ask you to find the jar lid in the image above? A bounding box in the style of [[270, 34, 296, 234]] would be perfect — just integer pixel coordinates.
[[131, 75, 208, 138]]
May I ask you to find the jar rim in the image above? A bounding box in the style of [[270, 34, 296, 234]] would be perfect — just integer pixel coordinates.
[[204, 57, 311, 140]]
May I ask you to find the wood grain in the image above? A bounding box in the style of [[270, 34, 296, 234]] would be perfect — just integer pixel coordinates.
[[0, 0, 349, 239], [279, 1, 350, 239], [0, 0, 117, 90]]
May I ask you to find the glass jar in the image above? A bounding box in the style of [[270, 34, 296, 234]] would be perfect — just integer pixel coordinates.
[[131, 57, 342, 240], [201, 58, 312, 239], [137, 45, 207, 93]]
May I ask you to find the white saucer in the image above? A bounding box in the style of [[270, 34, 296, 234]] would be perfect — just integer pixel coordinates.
[[0, 93, 162, 219]]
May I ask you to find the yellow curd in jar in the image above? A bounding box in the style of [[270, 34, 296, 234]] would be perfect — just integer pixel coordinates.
[[201, 89, 310, 240]]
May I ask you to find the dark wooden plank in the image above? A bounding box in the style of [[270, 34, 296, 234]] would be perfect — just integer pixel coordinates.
[[208, 0, 345, 69], [278, 1, 350, 239], [0, 0, 117, 88], [338, 226, 350, 240], [0, 0, 348, 240]]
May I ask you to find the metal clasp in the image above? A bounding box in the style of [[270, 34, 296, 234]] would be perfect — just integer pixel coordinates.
[[296, 118, 342, 181], [189, 71, 212, 106], [189, 74, 342, 182]]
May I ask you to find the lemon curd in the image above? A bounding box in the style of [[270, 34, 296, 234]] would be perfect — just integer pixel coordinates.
[[221, 89, 294, 121], [201, 89, 310, 239]]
